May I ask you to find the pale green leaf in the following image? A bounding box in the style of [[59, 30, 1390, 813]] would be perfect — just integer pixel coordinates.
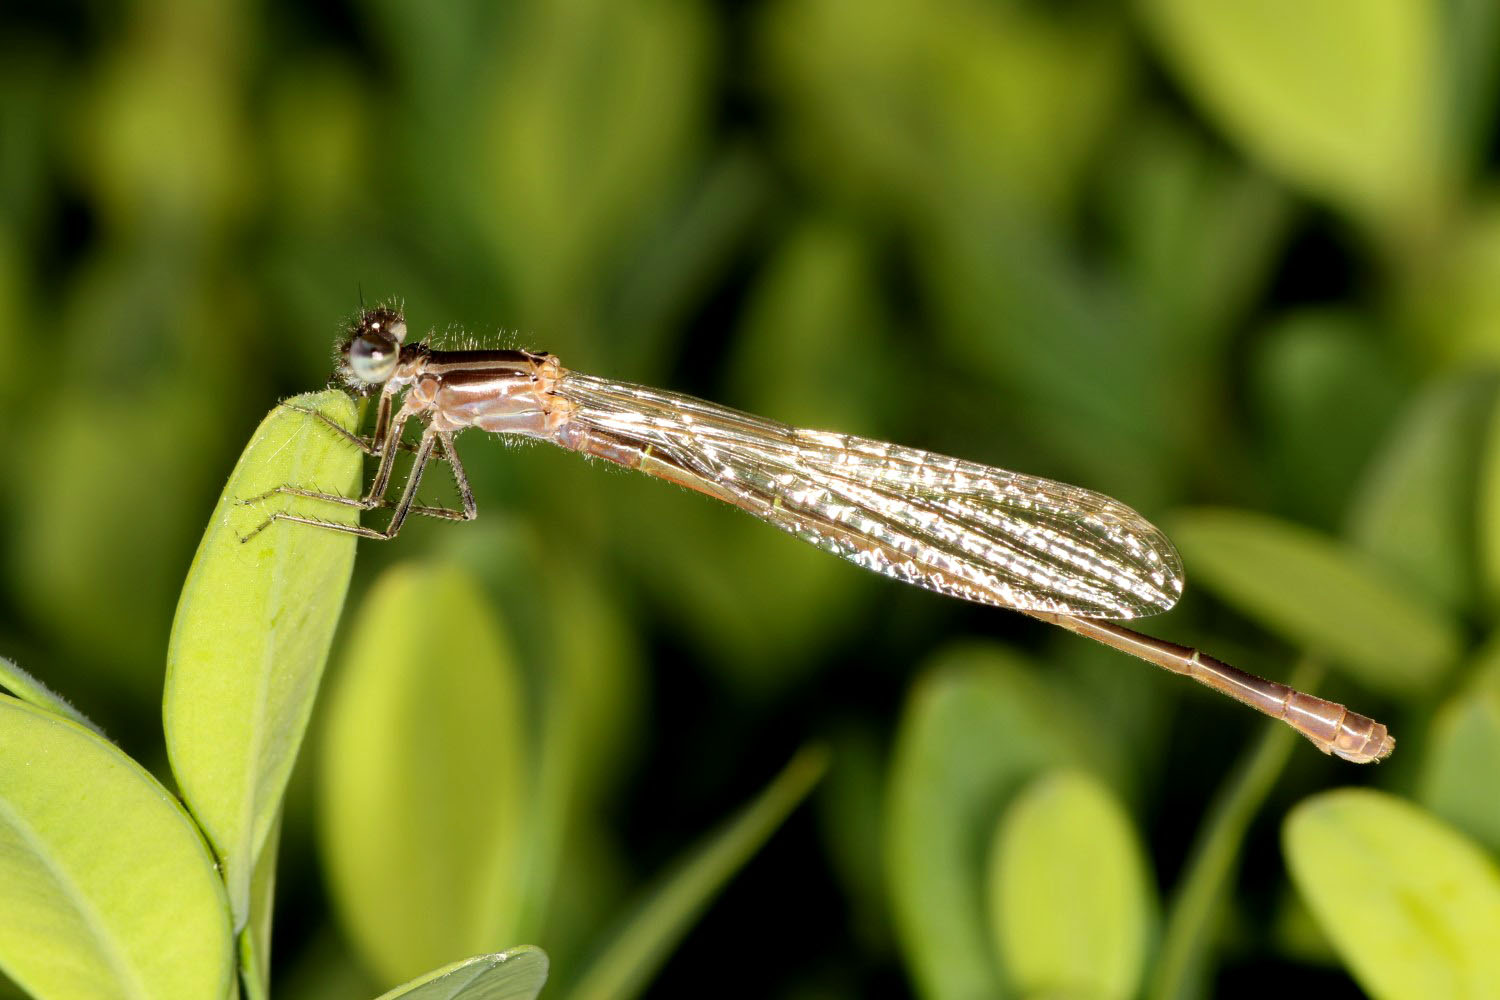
[[1419, 687, 1500, 856], [1347, 374, 1495, 615], [374, 947, 548, 1000], [886, 644, 1102, 1000], [1168, 507, 1460, 695], [1142, 0, 1441, 233], [567, 746, 828, 1000], [1285, 789, 1500, 999], [164, 390, 361, 927], [990, 770, 1153, 1000], [0, 654, 101, 734], [320, 561, 527, 987], [0, 696, 233, 1000]]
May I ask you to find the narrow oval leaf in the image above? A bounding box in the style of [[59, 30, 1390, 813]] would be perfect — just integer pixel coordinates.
[[886, 644, 1104, 1000], [1142, 0, 1440, 232], [1285, 789, 1500, 999], [567, 746, 827, 1000], [990, 773, 1152, 995], [164, 390, 361, 926], [0, 696, 233, 1000], [989, 770, 1153, 1000], [320, 561, 528, 987], [1419, 688, 1500, 856], [1168, 507, 1460, 694], [1249, 311, 1406, 528], [1347, 374, 1496, 616], [374, 947, 549, 1000]]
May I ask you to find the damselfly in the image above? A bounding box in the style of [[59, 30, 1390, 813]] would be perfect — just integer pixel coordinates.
[[243, 307, 1395, 763]]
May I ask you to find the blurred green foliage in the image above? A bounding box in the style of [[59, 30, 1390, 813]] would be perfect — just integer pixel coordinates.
[[5, 0, 1500, 996]]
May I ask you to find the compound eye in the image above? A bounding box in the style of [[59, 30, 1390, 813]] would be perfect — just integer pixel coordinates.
[[349, 334, 398, 384]]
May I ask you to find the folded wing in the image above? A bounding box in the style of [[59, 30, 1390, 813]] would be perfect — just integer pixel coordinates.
[[555, 373, 1184, 620]]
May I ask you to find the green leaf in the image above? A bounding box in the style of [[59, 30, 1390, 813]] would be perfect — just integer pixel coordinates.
[[1419, 686, 1500, 856], [989, 770, 1153, 1000], [886, 644, 1103, 1000], [1418, 199, 1500, 369], [1248, 310, 1406, 529], [567, 746, 828, 1000], [431, 518, 646, 946], [0, 654, 101, 734], [1347, 374, 1496, 615], [0, 695, 234, 1000], [1478, 375, 1500, 609], [1142, 0, 1442, 234], [164, 390, 362, 927], [1104, 114, 1292, 355], [320, 561, 528, 987], [1168, 507, 1461, 695], [239, 810, 283, 1000], [373, 947, 549, 1000], [762, 0, 1130, 219], [1285, 789, 1500, 999]]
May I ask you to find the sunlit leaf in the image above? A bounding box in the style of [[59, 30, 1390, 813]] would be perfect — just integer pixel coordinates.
[[1285, 789, 1500, 998], [1142, 0, 1441, 234], [886, 644, 1103, 1000], [567, 747, 827, 1000], [0, 696, 233, 1000], [164, 390, 361, 926], [990, 770, 1153, 1000], [320, 561, 527, 986], [1169, 507, 1460, 695], [374, 947, 548, 1000]]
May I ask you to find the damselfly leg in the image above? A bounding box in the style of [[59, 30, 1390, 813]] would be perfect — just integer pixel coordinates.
[[238, 404, 475, 542]]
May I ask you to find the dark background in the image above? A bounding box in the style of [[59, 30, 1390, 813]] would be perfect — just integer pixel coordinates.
[[3, 1, 1498, 997]]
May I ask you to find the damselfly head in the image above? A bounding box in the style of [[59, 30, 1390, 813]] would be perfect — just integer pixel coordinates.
[[339, 307, 407, 390]]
